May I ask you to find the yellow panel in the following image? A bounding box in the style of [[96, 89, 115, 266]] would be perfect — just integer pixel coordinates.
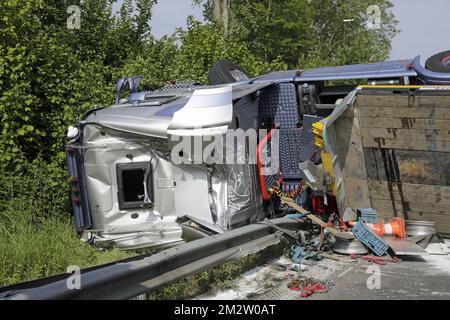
[[321, 151, 336, 194]]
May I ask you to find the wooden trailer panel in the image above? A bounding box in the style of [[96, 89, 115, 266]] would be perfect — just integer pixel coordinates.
[[352, 89, 450, 234]]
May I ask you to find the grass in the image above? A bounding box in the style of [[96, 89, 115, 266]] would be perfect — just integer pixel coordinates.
[[0, 158, 134, 288], [146, 238, 291, 300], [0, 208, 133, 287]]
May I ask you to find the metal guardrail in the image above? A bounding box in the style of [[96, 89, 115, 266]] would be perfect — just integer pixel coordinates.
[[0, 217, 301, 300]]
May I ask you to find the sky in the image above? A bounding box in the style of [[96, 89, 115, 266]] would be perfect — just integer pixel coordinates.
[[147, 0, 449, 63], [390, 0, 450, 62], [149, 0, 204, 37]]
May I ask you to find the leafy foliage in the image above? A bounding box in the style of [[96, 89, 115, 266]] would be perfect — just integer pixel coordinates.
[[0, 0, 156, 162], [196, 0, 398, 68], [299, 0, 398, 68], [121, 19, 285, 89]]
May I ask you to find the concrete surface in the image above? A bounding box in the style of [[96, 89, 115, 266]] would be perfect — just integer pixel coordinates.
[[199, 247, 450, 300], [307, 254, 450, 300]]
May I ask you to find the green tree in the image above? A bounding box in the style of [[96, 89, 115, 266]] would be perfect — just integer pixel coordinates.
[[230, 0, 315, 67], [0, 0, 156, 162], [195, 0, 398, 68], [301, 0, 398, 68], [121, 18, 284, 89]]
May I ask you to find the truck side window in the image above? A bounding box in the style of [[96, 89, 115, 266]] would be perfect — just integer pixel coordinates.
[[117, 163, 154, 210]]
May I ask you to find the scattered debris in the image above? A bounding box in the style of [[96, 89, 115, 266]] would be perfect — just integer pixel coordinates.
[[384, 237, 428, 256], [350, 254, 401, 265], [357, 208, 378, 224], [262, 219, 306, 243], [287, 263, 308, 272], [195, 264, 287, 300], [287, 277, 334, 298], [404, 221, 449, 255], [425, 235, 450, 255], [319, 253, 341, 261], [342, 208, 357, 223], [333, 236, 368, 255], [274, 255, 308, 271], [365, 218, 406, 238], [406, 220, 436, 237], [282, 197, 354, 240], [352, 221, 390, 257], [289, 245, 322, 265]]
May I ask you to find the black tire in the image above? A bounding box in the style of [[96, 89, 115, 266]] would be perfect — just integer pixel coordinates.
[[425, 50, 450, 73], [208, 60, 251, 85]]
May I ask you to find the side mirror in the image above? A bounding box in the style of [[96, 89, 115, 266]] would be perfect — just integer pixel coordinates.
[[129, 75, 143, 93], [114, 75, 143, 104], [115, 77, 129, 104]]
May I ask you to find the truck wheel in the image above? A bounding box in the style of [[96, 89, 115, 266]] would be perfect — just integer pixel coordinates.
[[425, 50, 450, 73], [208, 60, 251, 85]]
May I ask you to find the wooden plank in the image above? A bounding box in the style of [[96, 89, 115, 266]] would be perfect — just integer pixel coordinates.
[[369, 189, 450, 206], [361, 136, 450, 152], [357, 94, 414, 107], [360, 117, 450, 131], [358, 107, 450, 119], [367, 179, 450, 232], [368, 180, 450, 198], [363, 149, 450, 186], [281, 197, 309, 214], [362, 128, 450, 142], [371, 199, 450, 216], [357, 94, 450, 108], [281, 197, 354, 240], [418, 96, 450, 107]]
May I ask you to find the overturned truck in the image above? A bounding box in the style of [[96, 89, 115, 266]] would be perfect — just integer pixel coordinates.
[[66, 52, 450, 249]]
